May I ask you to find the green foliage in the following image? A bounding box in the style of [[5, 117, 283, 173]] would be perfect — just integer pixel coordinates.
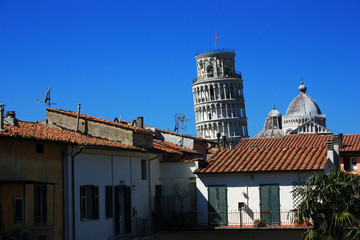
[[293, 168, 360, 240], [254, 219, 268, 228]]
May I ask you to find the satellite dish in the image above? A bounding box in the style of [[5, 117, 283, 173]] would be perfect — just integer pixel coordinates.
[[36, 87, 55, 108], [44, 88, 51, 103]]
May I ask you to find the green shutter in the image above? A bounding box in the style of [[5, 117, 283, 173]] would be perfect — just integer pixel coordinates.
[[260, 184, 280, 226], [208, 186, 227, 225]]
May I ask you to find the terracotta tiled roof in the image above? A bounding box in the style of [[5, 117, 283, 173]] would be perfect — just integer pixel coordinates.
[[155, 128, 215, 143], [195, 134, 334, 174], [341, 134, 360, 152], [153, 139, 202, 155], [47, 108, 153, 134], [0, 121, 144, 151]]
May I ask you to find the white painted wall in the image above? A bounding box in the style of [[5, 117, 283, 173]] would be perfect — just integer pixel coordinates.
[[64, 148, 154, 240], [160, 161, 198, 213], [196, 172, 313, 226]]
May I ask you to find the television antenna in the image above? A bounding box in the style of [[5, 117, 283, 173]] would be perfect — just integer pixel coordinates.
[[36, 87, 56, 108], [174, 113, 188, 146]]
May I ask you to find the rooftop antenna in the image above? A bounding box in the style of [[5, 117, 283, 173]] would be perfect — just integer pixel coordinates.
[[174, 113, 188, 146], [36, 87, 56, 108]]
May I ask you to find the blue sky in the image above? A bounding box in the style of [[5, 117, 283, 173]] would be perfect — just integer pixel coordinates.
[[1, 0, 359, 137]]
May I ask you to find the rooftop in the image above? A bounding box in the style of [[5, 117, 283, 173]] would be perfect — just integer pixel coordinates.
[[195, 134, 360, 174]]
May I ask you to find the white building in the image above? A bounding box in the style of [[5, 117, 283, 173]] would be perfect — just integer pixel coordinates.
[[45, 108, 212, 239], [195, 134, 342, 227]]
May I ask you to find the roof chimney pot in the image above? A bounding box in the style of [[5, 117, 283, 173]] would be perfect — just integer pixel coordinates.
[[136, 117, 144, 128], [5, 111, 18, 126]]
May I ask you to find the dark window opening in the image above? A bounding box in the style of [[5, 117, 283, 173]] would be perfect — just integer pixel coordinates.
[[344, 157, 351, 171], [210, 86, 215, 100], [34, 184, 47, 224], [141, 159, 147, 180], [14, 198, 23, 222], [36, 144, 44, 153], [80, 185, 99, 221], [106, 186, 113, 218]]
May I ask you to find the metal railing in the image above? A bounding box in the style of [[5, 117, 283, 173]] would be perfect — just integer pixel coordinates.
[[196, 48, 235, 56], [155, 210, 309, 229], [192, 71, 242, 83], [30, 225, 54, 240]]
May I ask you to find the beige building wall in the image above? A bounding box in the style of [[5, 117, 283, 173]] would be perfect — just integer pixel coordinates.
[[0, 138, 64, 240]]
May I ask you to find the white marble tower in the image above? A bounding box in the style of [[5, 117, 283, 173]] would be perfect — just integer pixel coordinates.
[[192, 49, 248, 148]]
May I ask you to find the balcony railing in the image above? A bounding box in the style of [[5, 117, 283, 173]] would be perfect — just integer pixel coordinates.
[[196, 48, 235, 56], [193, 71, 242, 83], [155, 210, 310, 229]]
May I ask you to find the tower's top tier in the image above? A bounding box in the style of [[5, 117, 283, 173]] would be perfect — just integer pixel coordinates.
[[194, 48, 240, 83]]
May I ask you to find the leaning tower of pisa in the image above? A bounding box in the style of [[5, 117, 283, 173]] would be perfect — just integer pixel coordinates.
[[192, 49, 248, 148]]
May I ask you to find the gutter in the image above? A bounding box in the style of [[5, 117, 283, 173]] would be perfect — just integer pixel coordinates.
[[72, 146, 83, 240]]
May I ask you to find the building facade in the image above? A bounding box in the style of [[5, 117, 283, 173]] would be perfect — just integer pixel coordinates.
[[192, 49, 248, 148]]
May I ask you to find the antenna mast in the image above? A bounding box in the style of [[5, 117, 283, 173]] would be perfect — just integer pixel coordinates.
[[36, 87, 56, 108], [174, 113, 188, 146]]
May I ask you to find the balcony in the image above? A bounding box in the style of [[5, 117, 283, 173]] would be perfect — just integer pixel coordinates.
[[155, 210, 310, 230], [193, 71, 242, 84], [196, 48, 235, 56]]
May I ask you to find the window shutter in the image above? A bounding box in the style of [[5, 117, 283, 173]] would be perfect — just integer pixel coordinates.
[[125, 186, 132, 233], [80, 186, 86, 221], [106, 186, 113, 218], [93, 186, 99, 219]]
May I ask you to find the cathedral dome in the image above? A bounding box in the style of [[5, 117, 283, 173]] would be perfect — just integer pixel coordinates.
[[268, 108, 281, 117], [285, 82, 322, 118]]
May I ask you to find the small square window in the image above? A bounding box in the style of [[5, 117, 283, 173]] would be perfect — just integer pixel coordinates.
[[36, 144, 44, 153]]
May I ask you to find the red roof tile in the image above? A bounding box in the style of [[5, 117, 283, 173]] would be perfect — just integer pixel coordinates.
[[195, 134, 335, 174], [0, 121, 144, 151], [341, 134, 360, 152]]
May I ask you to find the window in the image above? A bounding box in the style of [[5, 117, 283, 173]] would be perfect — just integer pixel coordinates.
[[80, 185, 99, 221], [344, 157, 351, 171], [105, 186, 113, 218], [141, 159, 147, 180], [14, 198, 22, 222], [351, 158, 358, 171], [36, 144, 44, 153], [34, 185, 47, 224]]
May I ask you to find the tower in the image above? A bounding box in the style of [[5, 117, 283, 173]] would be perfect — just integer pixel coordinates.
[[192, 49, 248, 148]]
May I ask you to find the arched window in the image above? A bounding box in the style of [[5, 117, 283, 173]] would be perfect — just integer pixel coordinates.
[[207, 65, 214, 77]]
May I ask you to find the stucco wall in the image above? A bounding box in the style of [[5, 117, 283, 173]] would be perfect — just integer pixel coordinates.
[[67, 149, 153, 240], [46, 111, 134, 146]]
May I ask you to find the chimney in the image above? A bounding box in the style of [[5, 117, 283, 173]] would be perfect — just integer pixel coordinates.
[[217, 132, 221, 147], [5, 111, 18, 126], [326, 138, 340, 168], [332, 135, 340, 167], [136, 117, 144, 128], [222, 136, 226, 149], [0, 104, 5, 131], [76, 104, 81, 132]]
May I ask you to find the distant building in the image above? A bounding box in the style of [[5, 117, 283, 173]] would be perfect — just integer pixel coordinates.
[[255, 82, 332, 138], [192, 49, 249, 148]]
